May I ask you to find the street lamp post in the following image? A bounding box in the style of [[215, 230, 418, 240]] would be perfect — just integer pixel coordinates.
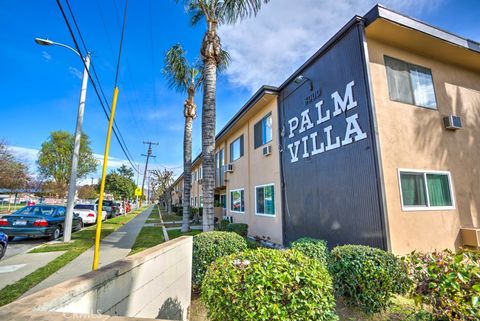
[[35, 38, 91, 242]]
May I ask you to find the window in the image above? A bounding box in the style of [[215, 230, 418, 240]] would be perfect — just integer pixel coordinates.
[[255, 184, 275, 216], [220, 194, 226, 209], [199, 166, 203, 180], [230, 135, 244, 162], [192, 170, 197, 182], [215, 148, 224, 169], [399, 170, 454, 210], [200, 196, 204, 208], [230, 188, 245, 213], [385, 56, 437, 109], [254, 113, 273, 148]]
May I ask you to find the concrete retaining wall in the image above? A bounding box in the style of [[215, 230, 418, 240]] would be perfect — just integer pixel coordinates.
[[0, 236, 193, 321]]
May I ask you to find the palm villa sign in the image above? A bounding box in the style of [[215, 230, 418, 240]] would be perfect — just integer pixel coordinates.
[[286, 81, 367, 163]]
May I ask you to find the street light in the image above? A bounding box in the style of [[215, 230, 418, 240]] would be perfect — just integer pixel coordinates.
[[35, 37, 91, 242]]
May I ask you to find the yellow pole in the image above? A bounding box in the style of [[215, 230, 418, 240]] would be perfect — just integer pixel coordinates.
[[92, 87, 119, 271]]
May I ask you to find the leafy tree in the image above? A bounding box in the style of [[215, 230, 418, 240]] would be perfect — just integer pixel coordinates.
[[104, 165, 136, 200], [37, 131, 98, 197], [177, 0, 269, 231], [0, 140, 30, 190], [78, 184, 98, 200], [163, 43, 202, 232], [151, 169, 174, 214]]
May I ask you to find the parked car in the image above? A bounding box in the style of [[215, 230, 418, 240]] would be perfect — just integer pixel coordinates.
[[95, 200, 117, 218], [0, 205, 83, 241], [0, 232, 7, 260], [73, 204, 106, 225], [115, 202, 125, 215]]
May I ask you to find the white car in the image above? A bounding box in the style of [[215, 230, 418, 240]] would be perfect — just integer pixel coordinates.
[[73, 204, 107, 225]]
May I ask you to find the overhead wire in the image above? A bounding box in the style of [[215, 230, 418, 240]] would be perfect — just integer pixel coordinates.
[[56, 0, 139, 172], [57, 0, 141, 174], [64, 0, 137, 168]]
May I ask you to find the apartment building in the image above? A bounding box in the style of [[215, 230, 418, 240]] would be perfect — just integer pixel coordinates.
[[172, 5, 480, 253]]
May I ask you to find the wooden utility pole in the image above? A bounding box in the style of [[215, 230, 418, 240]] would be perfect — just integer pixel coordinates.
[[140, 141, 158, 206]]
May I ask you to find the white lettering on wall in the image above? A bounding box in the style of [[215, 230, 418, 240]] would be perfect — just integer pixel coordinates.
[[342, 114, 367, 145], [310, 132, 324, 155], [332, 81, 357, 117], [324, 125, 341, 151], [286, 80, 367, 163], [288, 117, 299, 138], [301, 136, 309, 158], [315, 100, 330, 124], [287, 141, 301, 163], [299, 109, 314, 134]]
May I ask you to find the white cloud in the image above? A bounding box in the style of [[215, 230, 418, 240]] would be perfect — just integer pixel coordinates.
[[219, 0, 443, 92], [8, 146, 38, 164], [42, 51, 51, 61], [68, 66, 83, 80]]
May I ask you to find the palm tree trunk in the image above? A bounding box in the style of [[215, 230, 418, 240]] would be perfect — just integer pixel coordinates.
[[201, 61, 216, 232], [182, 115, 193, 232]]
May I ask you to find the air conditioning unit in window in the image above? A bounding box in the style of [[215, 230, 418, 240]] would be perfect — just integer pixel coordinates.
[[223, 215, 234, 223], [263, 145, 272, 156], [443, 115, 462, 130], [225, 163, 234, 173]]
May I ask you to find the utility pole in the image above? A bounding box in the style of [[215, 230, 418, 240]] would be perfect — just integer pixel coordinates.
[[140, 141, 158, 206]]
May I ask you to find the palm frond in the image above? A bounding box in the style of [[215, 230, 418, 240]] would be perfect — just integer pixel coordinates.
[[219, 0, 269, 24], [217, 49, 230, 72], [162, 44, 190, 93]]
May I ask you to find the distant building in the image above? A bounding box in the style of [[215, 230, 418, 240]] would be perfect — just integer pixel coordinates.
[[172, 5, 480, 254]]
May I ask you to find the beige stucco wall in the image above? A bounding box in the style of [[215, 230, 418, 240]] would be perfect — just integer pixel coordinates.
[[223, 97, 283, 244], [191, 162, 203, 207], [0, 237, 193, 321], [367, 37, 480, 254]]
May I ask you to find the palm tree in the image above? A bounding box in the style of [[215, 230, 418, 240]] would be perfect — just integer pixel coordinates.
[[163, 44, 202, 232], [178, 0, 269, 231]]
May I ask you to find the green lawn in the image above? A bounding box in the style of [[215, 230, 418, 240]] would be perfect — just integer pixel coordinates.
[[0, 207, 147, 307], [129, 207, 165, 255], [161, 212, 183, 222], [167, 229, 202, 239]]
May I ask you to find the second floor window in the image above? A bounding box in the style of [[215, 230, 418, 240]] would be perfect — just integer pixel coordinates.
[[230, 135, 244, 162], [384, 56, 437, 109], [254, 113, 273, 149]]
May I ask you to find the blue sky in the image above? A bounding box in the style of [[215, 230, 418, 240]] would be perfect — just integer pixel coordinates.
[[0, 0, 479, 182]]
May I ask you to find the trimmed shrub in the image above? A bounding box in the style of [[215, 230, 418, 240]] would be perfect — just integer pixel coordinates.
[[202, 248, 338, 321], [403, 249, 480, 320], [330, 245, 410, 314], [290, 237, 329, 266], [246, 239, 261, 249], [225, 223, 248, 238], [192, 231, 247, 287], [216, 219, 230, 231]]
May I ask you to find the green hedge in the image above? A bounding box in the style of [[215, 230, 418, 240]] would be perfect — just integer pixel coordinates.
[[216, 219, 230, 231], [192, 231, 247, 288], [404, 249, 480, 320], [202, 248, 338, 321], [330, 245, 410, 314], [225, 223, 248, 238], [290, 237, 329, 266]]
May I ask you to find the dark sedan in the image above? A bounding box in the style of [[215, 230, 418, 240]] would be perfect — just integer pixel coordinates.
[[0, 205, 83, 241], [0, 232, 7, 259]]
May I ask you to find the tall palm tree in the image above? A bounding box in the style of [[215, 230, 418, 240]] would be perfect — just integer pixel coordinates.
[[163, 44, 202, 232], [178, 0, 269, 231]]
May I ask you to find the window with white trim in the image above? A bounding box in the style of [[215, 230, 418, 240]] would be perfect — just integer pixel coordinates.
[[230, 188, 245, 213], [399, 170, 454, 210], [255, 184, 275, 216]]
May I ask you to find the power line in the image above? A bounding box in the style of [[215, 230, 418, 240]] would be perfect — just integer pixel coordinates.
[[57, 0, 140, 174], [64, 0, 137, 167]]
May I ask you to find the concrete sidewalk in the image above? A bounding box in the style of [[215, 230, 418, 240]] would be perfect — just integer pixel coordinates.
[[0, 251, 65, 290], [24, 206, 153, 297]]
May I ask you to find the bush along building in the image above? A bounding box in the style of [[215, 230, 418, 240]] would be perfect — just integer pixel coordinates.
[[172, 5, 480, 254]]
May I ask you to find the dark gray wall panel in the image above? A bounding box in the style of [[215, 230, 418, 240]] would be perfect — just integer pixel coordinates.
[[279, 23, 386, 249]]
